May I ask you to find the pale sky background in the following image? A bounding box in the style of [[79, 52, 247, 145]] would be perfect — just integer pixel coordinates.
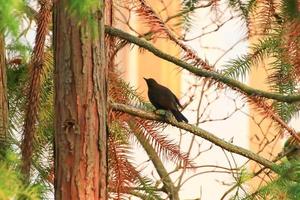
[[169, 3, 249, 199], [124, 2, 252, 199]]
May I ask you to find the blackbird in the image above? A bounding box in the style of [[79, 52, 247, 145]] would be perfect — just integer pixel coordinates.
[[144, 78, 188, 123]]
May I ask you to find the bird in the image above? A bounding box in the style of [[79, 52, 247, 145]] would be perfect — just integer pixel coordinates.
[[144, 77, 188, 123]]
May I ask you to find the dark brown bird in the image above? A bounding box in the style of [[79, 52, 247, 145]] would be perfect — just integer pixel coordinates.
[[144, 78, 188, 123]]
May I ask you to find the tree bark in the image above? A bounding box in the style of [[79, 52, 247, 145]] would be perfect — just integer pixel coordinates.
[[0, 33, 8, 154], [54, 1, 107, 199]]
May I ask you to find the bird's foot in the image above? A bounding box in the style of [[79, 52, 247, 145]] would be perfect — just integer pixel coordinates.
[[153, 109, 165, 115], [153, 110, 170, 121], [154, 110, 175, 122]]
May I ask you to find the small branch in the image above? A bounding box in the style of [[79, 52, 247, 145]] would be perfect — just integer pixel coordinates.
[[165, 2, 213, 23], [105, 26, 300, 103], [220, 149, 293, 200], [111, 102, 278, 172], [128, 122, 179, 200]]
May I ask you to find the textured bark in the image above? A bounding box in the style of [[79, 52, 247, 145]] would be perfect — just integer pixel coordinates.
[[105, 0, 113, 27], [105, 0, 115, 71], [0, 33, 8, 152], [54, 1, 107, 200]]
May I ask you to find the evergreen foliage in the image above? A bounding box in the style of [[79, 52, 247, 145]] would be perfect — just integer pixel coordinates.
[[180, 0, 202, 31], [240, 162, 300, 200], [222, 0, 300, 122], [223, 37, 278, 81], [0, 0, 24, 34], [69, 0, 102, 18], [0, 151, 42, 199]]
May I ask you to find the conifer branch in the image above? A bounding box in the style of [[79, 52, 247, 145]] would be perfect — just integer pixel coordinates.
[[105, 26, 300, 103], [21, 0, 52, 181], [111, 102, 278, 172], [128, 122, 179, 200]]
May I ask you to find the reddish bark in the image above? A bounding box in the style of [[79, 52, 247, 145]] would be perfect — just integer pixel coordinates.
[[54, 1, 107, 199], [0, 33, 8, 150]]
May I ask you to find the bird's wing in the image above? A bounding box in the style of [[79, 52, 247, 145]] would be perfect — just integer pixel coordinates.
[[161, 85, 183, 108], [172, 93, 183, 108]]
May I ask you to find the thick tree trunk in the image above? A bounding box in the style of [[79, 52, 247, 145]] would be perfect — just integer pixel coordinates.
[[105, 0, 114, 69], [54, 1, 107, 199], [0, 33, 8, 154]]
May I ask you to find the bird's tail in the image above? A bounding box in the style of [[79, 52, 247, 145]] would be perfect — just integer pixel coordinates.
[[171, 109, 188, 123]]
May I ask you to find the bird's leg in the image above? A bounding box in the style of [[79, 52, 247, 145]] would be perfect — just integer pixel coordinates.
[[153, 109, 173, 121], [152, 109, 168, 120], [153, 109, 161, 114], [153, 109, 166, 116]]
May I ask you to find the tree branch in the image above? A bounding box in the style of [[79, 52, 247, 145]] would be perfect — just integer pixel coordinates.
[[165, 2, 213, 23], [128, 122, 179, 200], [111, 102, 278, 172], [105, 26, 300, 103]]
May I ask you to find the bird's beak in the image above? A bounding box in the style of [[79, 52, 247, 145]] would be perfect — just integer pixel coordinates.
[[143, 77, 147, 81]]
